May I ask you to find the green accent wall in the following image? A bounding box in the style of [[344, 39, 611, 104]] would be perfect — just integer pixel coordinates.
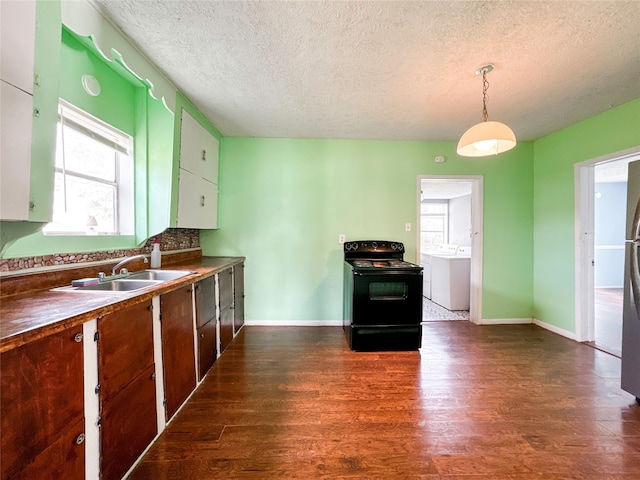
[[532, 99, 640, 333], [201, 139, 534, 322]]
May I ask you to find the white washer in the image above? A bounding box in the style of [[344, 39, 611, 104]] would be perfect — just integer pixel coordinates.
[[430, 249, 471, 311], [421, 245, 459, 301]]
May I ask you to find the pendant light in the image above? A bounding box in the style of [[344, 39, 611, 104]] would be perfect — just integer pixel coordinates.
[[457, 64, 516, 157]]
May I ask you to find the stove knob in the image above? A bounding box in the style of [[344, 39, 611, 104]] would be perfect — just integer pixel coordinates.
[[372, 241, 378, 249]]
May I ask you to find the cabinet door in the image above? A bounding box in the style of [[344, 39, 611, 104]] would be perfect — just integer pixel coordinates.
[[101, 364, 157, 480], [195, 276, 216, 328], [0, 81, 33, 221], [179, 109, 219, 184], [0, 327, 84, 479], [197, 319, 217, 380], [233, 263, 245, 333], [161, 285, 196, 420], [98, 300, 154, 402], [176, 169, 218, 229], [0, 0, 36, 93], [219, 268, 233, 311], [220, 306, 234, 354], [9, 418, 85, 480]]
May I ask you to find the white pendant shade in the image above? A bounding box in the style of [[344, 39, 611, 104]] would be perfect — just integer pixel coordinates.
[[457, 120, 517, 157]]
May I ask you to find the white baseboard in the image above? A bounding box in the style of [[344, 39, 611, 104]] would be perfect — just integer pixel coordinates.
[[244, 319, 343, 327], [533, 318, 577, 341], [476, 318, 533, 325]]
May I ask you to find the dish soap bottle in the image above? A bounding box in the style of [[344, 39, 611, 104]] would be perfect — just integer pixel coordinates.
[[151, 238, 161, 268]]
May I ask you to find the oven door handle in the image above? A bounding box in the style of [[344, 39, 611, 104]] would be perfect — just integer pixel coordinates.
[[353, 271, 422, 276]]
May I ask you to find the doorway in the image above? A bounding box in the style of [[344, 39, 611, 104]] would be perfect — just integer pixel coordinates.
[[575, 148, 640, 356], [417, 176, 483, 324]]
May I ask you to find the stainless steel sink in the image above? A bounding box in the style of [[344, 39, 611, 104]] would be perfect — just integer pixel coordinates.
[[53, 269, 193, 293], [126, 269, 193, 281], [54, 279, 162, 293]]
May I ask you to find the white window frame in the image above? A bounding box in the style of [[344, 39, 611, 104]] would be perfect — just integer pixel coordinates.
[[420, 200, 449, 247], [44, 100, 134, 236]]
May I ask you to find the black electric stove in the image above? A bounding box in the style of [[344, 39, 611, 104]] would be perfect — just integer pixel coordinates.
[[343, 240, 423, 351]]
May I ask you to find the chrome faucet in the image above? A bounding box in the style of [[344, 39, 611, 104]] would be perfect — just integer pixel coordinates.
[[111, 254, 148, 276]]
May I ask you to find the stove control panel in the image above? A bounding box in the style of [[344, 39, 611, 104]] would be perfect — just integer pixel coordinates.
[[343, 240, 404, 254]]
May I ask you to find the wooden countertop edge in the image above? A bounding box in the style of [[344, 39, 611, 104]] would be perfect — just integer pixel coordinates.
[[0, 256, 245, 353]]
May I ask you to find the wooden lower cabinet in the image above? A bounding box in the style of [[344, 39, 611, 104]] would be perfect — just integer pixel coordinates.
[[97, 300, 156, 480], [0, 326, 85, 479], [98, 301, 154, 402], [161, 285, 197, 420], [100, 365, 157, 480], [197, 319, 217, 380], [233, 263, 245, 333], [195, 275, 216, 328], [220, 306, 234, 353]]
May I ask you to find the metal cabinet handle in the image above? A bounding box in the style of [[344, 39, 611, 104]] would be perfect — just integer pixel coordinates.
[[201, 195, 205, 206], [202, 149, 207, 161], [75, 433, 85, 445], [74, 333, 83, 343]]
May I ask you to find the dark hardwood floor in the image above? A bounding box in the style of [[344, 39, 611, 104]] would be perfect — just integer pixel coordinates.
[[130, 323, 640, 479]]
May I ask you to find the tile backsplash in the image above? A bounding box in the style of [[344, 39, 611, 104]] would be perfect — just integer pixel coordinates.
[[0, 229, 200, 273]]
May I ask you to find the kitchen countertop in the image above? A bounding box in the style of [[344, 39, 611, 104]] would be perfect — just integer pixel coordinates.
[[0, 256, 244, 353]]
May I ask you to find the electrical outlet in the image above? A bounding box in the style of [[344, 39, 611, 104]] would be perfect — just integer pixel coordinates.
[[339, 234, 346, 244], [405, 223, 411, 232]]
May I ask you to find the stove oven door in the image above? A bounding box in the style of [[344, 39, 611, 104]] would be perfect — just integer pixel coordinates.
[[350, 270, 423, 327]]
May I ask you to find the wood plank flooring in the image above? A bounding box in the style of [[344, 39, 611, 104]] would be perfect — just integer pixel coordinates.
[[130, 323, 640, 479]]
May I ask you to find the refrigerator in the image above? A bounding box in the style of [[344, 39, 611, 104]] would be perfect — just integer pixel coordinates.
[[621, 159, 640, 403]]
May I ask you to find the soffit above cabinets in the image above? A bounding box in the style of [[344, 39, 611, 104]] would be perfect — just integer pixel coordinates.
[[92, 0, 640, 142]]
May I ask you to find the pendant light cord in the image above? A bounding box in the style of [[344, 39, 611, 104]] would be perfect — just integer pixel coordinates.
[[481, 69, 489, 122]]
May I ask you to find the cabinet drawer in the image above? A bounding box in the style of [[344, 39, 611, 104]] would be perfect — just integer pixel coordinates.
[[0, 0, 36, 94], [0, 81, 33, 221], [101, 364, 157, 480], [177, 169, 218, 229], [98, 300, 154, 402], [219, 268, 233, 311], [220, 307, 234, 354], [9, 418, 85, 480], [0, 327, 84, 478], [195, 276, 216, 328], [197, 319, 217, 380], [161, 286, 197, 420], [179, 109, 219, 183]]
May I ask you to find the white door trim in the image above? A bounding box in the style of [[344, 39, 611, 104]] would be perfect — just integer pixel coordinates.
[[575, 146, 640, 342], [417, 175, 484, 324]]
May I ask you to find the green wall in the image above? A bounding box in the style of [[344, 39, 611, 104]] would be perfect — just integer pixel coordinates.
[[532, 99, 640, 333], [201, 139, 534, 322]]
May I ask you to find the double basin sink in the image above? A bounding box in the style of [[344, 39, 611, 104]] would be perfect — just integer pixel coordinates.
[[56, 270, 193, 293]]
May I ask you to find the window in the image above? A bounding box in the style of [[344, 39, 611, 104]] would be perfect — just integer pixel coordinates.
[[43, 101, 134, 235], [420, 201, 448, 250]]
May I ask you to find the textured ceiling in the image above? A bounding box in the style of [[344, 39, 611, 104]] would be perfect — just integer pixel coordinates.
[[92, 0, 640, 142]]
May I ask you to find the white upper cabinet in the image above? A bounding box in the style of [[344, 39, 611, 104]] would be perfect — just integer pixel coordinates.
[[1, 0, 37, 221], [1, 83, 34, 220], [179, 110, 219, 184], [176, 109, 219, 229], [1, 0, 36, 94], [176, 170, 218, 229]]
